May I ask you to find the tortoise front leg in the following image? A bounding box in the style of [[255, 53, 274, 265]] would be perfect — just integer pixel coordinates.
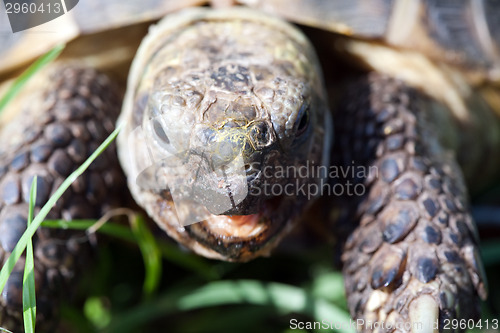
[[0, 66, 125, 331], [333, 73, 487, 332]]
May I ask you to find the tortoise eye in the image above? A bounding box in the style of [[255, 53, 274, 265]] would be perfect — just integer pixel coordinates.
[[152, 118, 170, 144], [295, 106, 309, 136]]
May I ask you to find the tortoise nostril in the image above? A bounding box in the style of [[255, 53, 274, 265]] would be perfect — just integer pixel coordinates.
[[250, 121, 273, 149]]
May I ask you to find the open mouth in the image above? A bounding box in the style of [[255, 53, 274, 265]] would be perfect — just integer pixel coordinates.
[[183, 195, 292, 261], [204, 194, 286, 237], [205, 213, 265, 238]]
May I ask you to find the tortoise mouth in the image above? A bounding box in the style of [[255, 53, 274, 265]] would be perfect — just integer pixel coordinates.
[[204, 194, 284, 237], [204, 214, 264, 238], [183, 195, 294, 261]]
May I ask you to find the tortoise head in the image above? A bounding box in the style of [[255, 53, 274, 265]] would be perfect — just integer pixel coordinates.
[[118, 7, 332, 261]]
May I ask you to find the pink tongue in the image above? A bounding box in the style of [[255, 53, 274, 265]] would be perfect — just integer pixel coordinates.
[[206, 213, 262, 237], [228, 214, 260, 225]]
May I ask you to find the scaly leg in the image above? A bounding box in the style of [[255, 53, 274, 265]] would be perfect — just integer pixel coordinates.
[[333, 73, 487, 332], [0, 66, 124, 331]]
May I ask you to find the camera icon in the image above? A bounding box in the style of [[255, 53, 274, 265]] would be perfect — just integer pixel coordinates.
[[3, 0, 79, 33]]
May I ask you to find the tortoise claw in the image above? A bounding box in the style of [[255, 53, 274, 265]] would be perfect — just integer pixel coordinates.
[[409, 295, 439, 333]]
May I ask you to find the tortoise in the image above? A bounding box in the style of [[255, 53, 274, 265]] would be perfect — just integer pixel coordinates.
[[0, 0, 499, 332]]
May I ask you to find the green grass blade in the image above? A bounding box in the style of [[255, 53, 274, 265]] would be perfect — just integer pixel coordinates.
[[105, 280, 354, 333], [84, 297, 111, 329], [0, 123, 122, 298], [23, 177, 38, 333], [42, 219, 136, 242], [0, 44, 65, 114], [311, 271, 346, 305], [41, 219, 220, 280], [129, 215, 162, 297]]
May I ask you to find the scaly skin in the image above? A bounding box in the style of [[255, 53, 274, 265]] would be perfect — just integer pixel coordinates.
[[334, 74, 488, 332], [0, 67, 124, 331]]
